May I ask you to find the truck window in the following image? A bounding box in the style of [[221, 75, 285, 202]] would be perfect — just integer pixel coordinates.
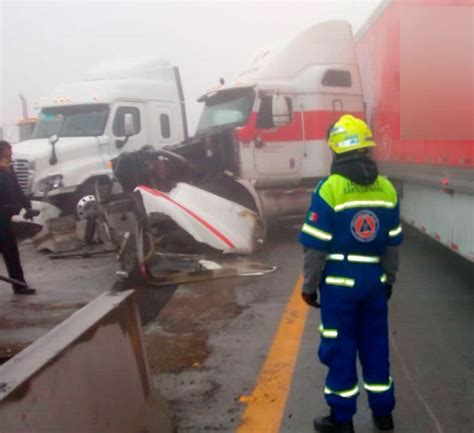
[[113, 107, 141, 136], [32, 104, 109, 139], [321, 70, 352, 88], [160, 114, 171, 138], [256, 96, 292, 129], [196, 88, 255, 134]]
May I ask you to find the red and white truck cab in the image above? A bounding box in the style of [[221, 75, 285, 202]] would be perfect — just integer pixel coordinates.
[[189, 21, 365, 221]]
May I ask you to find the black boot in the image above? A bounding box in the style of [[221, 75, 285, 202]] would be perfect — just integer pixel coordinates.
[[313, 415, 355, 433], [373, 414, 394, 430], [13, 285, 36, 295]]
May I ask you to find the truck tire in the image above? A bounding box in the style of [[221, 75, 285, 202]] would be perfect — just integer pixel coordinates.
[[72, 177, 112, 220]]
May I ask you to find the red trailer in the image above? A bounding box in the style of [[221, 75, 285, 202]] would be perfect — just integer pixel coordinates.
[[356, 0, 474, 261]]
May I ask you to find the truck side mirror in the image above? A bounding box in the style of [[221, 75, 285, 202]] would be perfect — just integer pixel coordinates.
[[271, 95, 291, 126], [48, 134, 59, 145], [48, 134, 59, 165], [123, 113, 136, 137]]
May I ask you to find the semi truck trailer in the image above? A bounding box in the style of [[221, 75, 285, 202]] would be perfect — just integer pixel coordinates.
[[356, 0, 474, 261]]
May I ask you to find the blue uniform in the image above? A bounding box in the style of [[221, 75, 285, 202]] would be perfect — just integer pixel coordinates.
[[300, 173, 403, 423]]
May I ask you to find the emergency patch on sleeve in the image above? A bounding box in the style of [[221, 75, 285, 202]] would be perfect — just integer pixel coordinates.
[[309, 211, 318, 223], [350, 210, 379, 242]]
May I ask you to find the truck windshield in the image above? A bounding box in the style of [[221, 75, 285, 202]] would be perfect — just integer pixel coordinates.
[[32, 104, 109, 139], [196, 88, 255, 134]]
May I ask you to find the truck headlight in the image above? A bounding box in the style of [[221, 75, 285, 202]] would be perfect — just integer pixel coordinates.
[[38, 174, 64, 192]]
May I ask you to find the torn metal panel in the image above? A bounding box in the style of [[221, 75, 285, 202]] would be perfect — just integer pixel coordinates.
[[136, 183, 263, 255], [138, 256, 276, 286]]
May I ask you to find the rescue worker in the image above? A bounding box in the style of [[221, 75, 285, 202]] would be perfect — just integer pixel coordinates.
[[0, 140, 36, 295], [300, 115, 402, 433]]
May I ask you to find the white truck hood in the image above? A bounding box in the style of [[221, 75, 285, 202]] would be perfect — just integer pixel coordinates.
[[12, 139, 52, 160], [13, 137, 101, 160], [12, 136, 110, 196]]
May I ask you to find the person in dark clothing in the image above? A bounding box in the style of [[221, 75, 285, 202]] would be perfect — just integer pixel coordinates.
[[0, 140, 36, 295]]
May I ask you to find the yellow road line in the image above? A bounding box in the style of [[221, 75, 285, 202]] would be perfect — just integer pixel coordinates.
[[237, 275, 309, 433]]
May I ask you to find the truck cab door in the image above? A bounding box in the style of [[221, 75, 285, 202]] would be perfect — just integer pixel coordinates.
[[109, 103, 146, 159], [253, 95, 303, 176]]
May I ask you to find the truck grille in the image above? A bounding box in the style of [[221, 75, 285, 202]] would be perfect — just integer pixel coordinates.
[[13, 159, 30, 195]]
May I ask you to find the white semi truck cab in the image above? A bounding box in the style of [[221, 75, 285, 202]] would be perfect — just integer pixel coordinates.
[[12, 58, 188, 213]]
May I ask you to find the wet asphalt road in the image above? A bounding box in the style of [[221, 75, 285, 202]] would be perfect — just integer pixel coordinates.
[[1, 224, 472, 433], [0, 244, 177, 362]]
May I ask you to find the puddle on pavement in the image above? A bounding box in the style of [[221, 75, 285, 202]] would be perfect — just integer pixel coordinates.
[[146, 330, 210, 374], [145, 278, 244, 374]]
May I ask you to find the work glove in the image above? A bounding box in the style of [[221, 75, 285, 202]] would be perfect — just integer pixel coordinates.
[[302, 291, 320, 309], [23, 208, 40, 221], [385, 284, 393, 301]]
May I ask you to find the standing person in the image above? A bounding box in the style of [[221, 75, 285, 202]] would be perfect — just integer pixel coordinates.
[[300, 115, 402, 433], [0, 140, 36, 295]]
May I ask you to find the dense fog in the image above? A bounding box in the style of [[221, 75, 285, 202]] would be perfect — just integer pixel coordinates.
[[0, 1, 380, 141]]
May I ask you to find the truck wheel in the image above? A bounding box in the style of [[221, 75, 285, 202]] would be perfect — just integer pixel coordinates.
[[71, 183, 96, 220], [73, 178, 112, 220]]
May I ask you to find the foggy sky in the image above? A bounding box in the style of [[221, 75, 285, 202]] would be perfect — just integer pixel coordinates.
[[0, 1, 381, 141]]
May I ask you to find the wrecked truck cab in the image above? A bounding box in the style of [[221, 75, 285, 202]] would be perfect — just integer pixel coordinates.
[[80, 21, 364, 285], [109, 148, 267, 285], [189, 21, 364, 223], [111, 149, 265, 257]]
